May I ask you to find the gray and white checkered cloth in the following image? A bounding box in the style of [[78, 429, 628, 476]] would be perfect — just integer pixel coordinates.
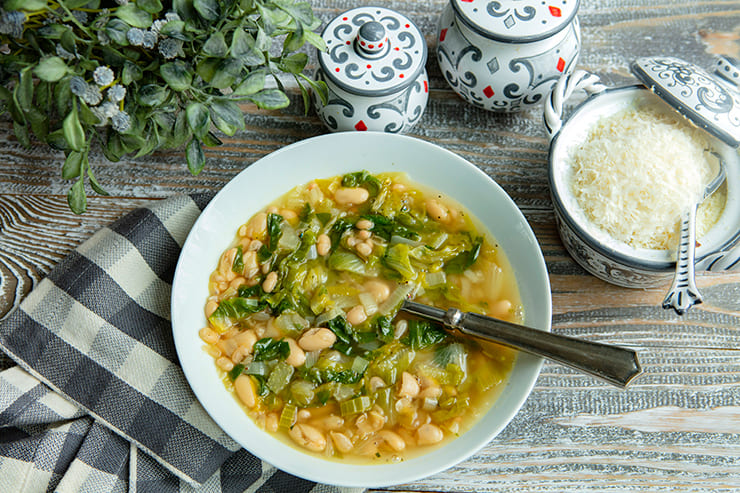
[[0, 194, 364, 493]]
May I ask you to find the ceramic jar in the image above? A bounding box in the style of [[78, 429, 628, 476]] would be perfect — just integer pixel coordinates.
[[545, 57, 740, 288], [436, 0, 581, 112], [312, 7, 429, 133]]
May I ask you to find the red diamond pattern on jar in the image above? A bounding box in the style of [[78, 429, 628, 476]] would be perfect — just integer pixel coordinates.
[[355, 120, 368, 131], [440, 28, 448, 42], [424, 80, 428, 93], [549, 6, 562, 17], [556, 57, 565, 72], [483, 85, 494, 98]]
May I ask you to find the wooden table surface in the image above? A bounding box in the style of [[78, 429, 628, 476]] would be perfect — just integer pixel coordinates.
[[2, 1, 740, 491]]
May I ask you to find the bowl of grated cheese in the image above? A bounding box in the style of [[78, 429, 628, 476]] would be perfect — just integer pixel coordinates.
[[543, 59, 740, 288]]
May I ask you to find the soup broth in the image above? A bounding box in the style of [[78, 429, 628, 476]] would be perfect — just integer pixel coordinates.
[[200, 171, 522, 462]]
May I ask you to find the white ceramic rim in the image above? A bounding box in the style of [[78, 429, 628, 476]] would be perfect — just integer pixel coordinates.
[[171, 132, 551, 488], [549, 85, 740, 271]]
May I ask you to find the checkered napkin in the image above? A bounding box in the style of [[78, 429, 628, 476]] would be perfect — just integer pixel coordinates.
[[0, 194, 364, 493]]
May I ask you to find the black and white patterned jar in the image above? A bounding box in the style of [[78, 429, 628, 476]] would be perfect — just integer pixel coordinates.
[[437, 0, 581, 112], [544, 59, 740, 288], [313, 7, 429, 133]]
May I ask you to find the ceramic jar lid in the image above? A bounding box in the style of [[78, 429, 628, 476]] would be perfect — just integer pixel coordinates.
[[631, 56, 740, 148], [318, 6, 427, 97], [450, 0, 580, 43]]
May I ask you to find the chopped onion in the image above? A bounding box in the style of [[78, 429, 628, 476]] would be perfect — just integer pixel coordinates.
[[378, 283, 414, 315], [390, 235, 423, 247], [358, 292, 378, 316]]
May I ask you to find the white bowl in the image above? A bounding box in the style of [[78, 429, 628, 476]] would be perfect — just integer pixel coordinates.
[[171, 132, 551, 488]]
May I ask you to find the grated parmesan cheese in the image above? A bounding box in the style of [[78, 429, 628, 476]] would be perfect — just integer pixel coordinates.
[[568, 103, 726, 250]]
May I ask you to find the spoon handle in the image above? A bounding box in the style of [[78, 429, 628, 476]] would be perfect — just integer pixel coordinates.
[[662, 204, 703, 315], [401, 300, 642, 388]]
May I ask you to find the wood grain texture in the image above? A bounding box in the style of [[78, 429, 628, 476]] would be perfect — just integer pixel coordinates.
[[1, 0, 740, 491]]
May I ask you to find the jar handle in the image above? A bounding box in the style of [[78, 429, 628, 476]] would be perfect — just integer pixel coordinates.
[[544, 70, 606, 141]]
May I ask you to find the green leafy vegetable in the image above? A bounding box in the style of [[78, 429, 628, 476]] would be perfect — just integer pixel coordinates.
[[232, 245, 244, 274], [444, 237, 483, 274], [0, 0, 327, 213], [208, 297, 261, 332], [228, 363, 245, 381], [253, 337, 290, 362], [341, 171, 382, 197], [402, 320, 448, 349], [383, 243, 416, 280]]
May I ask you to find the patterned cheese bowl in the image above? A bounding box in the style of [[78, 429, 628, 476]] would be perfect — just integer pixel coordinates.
[[313, 6, 429, 133], [544, 58, 740, 288], [436, 0, 581, 112]]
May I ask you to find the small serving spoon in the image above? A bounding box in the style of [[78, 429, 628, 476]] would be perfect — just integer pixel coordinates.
[[662, 152, 727, 315], [401, 300, 642, 388]]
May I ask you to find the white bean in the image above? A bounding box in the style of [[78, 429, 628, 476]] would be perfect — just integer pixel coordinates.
[[425, 199, 449, 223], [346, 305, 367, 325], [262, 271, 278, 293], [329, 431, 353, 453], [378, 430, 406, 452], [298, 327, 337, 351], [334, 187, 369, 205], [245, 212, 267, 239], [417, 423, 444, 445], [356, 218, 373, 230], [398, 371, 420, 398], [364, 280, 391, 303], [199, 327, 219, 345], [289, 424, 327, 452], [234, 374, 256, 408], [316, 234, 331, 256], [356, 241, 373, 257], [285, 338, 306, 367]]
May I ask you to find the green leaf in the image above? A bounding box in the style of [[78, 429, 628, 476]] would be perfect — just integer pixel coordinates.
[[186, 102, 210, 139], [159, 20, 190, 41], [230, 29, 265, 66], [278, 52, 307, 74], [210, 58, 243, 89], [63, 0, 90, 7], [174, 0, 198, 21], [138, 84, 169, 106], [106, 19, 130, 46], [60, 28, 76, 54], [122, 61, 143, 85], [16, 68, 33, 113], [303, 29, 327, 52], [13, 121, 30, 148], [63, 106, 85, 152], [401, 320, 448, 350], [196, 57, 220, 83], [160, 61, 193, 91], [54, 78, 72, 116], [234, 69, 266, 96], [34, 56, 69, 82], [194, 0, 220, 21], [104, 133, 126, 161], [444, 237, 483, 274], [87, 166, 110, 196], [253, 337, 290, 362], [248, 89, 289, 110], [26, 107, 49, 141], [62, 151, 85, 180], [274, 0, 315, 25], [115, 4, 153, 28], [67, 179, 87, 214], [137, 0, 163, 14], [299, 73, 328, 106], [201, 131, 222, 147], [47, 129, 69, 151], [203, 32, 228, 57], [210, 100, 244, 136], [4, 0, 48, 10], [79, 102, 101, 126], [186, 138, 206, 175], [282, 27, 304, 54]]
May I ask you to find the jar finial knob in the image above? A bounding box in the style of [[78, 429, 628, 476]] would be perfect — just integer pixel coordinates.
[[356, 21, 387, 57]]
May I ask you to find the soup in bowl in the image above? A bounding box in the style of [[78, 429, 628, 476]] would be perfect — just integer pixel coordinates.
[[171, 133, 551, 487]]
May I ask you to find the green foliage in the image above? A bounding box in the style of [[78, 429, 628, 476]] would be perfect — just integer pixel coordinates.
[[0, 0, 328, 213]]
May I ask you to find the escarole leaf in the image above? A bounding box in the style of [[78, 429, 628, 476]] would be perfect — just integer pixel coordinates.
[[253, 337, 290, 362], [208, 297, 261, 332], [402, 320, 448, 350], [444, 236, 483, 274]]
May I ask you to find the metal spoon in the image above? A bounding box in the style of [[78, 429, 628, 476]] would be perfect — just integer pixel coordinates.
[[662, 152, 727, 315], [401, 300, 642, 388]]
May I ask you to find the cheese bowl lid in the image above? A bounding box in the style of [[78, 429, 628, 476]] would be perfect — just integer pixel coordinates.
[[631, 56, 740, 148], [450, 0, 580, 43], [318, 6, 427, 97]]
